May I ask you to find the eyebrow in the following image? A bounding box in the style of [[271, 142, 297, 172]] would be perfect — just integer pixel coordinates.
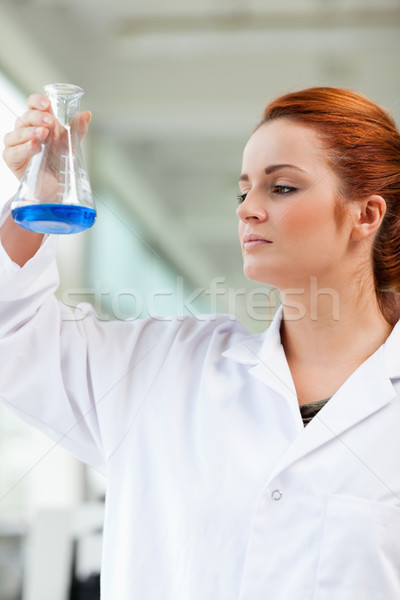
[[239, 163, 306, 182]]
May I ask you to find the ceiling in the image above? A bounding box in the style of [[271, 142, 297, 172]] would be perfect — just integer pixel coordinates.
[[0, 0, 400, 328]]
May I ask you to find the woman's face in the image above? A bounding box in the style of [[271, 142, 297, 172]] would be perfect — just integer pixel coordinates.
[[237, 118, 353, 289]]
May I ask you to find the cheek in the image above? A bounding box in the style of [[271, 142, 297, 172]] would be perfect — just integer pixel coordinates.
[[238, 220, 244, 242], [278, 199, 333, 240]]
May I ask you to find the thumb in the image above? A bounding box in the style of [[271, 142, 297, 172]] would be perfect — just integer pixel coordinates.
[[77, 110, 92, 141]]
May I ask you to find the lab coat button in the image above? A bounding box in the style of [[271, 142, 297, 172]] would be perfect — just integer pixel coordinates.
[[271, 489, 282, 501]]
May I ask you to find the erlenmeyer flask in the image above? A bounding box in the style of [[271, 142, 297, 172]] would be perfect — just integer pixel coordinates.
[[11, 83, 96, 234]]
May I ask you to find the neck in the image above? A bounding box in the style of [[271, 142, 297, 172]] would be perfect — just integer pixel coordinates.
[[279, 276, 394, 366]]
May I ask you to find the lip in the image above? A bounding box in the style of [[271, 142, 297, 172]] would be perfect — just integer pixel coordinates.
[[242, 233, 272, 250]]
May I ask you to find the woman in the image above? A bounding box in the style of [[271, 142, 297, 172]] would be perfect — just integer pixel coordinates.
[[1, 87, 400, 598]]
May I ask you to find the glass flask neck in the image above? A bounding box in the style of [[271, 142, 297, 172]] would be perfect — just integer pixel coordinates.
[[44, 83, 84, 126]]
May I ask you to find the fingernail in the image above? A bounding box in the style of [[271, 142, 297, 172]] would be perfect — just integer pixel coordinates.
[[42, 115, 53, 124], [35, 127, 45, 137], [40, 99, 49, 109]]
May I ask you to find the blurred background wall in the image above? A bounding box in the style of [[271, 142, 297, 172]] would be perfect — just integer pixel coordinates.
[[0, 0, 399, 598]]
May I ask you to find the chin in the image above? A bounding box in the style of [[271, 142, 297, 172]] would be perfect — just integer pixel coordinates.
[[243, 260, 292, 290], [243, 264, 276, 285]]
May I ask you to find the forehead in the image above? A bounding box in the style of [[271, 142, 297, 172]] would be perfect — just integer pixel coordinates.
[[242, 118, 329, 174]]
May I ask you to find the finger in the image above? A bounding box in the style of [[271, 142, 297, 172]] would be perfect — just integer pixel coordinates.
[[77, 110, 91, 140], [3, 137, 42, 171], [27, 93, 51, 111], [4, 126, 50, 148], [15, 108, 54, 130]]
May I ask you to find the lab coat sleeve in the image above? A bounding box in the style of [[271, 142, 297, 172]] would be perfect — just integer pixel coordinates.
[[0, 202, 220, 475]]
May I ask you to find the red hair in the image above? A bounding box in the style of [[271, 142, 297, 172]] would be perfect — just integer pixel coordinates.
[[259, 87, 400, 326]]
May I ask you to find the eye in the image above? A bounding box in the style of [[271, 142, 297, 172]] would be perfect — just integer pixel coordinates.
[[236, 192, 247, 204], [273, 185, 297, 195]]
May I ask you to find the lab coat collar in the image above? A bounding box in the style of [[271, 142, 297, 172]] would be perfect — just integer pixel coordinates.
[[266, 348, 399, 480], [221, 330, 265, 366], [223, 306, 400, 475], [223, 304, 298, 403], [224, 304, 400, 384], [222, 304, 284, 367]]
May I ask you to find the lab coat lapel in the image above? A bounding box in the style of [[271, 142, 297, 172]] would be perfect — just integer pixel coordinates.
[[223, 305, 300, 423], [266, 346, 399, 480], [247, 351, 299, 420], [247, 305, 296, 400], [224, 306, 400, 478], [245, 304, 300, 425]]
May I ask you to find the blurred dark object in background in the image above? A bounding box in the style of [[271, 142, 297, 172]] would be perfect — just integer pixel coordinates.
[[69, 573, 100, 600]]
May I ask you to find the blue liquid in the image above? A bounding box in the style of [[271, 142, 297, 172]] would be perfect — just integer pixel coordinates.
[[11, 204, 96, 234]]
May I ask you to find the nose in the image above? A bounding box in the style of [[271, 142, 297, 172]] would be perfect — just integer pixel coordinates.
[[236, 191, 268, 223]]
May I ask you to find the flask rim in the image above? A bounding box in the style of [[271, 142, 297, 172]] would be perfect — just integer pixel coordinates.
[[43, 83, 84, 99]]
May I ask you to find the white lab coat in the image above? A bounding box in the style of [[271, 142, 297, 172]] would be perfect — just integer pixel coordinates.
[[0, 208, 400, 599]]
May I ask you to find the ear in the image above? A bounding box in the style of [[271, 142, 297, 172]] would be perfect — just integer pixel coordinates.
[[349, 195, 386, 242]]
